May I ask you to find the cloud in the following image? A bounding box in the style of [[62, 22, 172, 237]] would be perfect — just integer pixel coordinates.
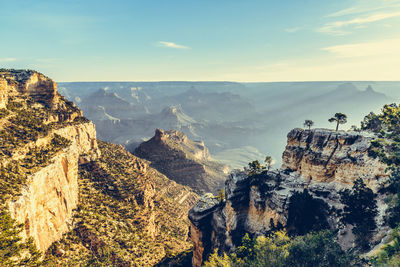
[[318, 11, 400, 35], [326, 7, 361, 18], [157, 41, 190, 49], [0, 58, 16, 62], [285, 27, 301, 33], [213, 37, 400, 81], [322, 38, 400, 58], [326, 0, 400, 17]]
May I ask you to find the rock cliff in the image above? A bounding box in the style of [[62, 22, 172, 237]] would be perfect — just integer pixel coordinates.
[[189, 128, 390, 266], [135, 129, 229, 194], [0, 69, 60, 108], [1, 69, 200, 265], [7, 123, 99, 251], [282, 128, 388, 187], [0, 69, 99, 252]]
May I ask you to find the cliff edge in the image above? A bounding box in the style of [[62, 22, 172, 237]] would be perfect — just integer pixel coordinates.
[[0, 69, 100, 252], [189, 128, 390, 266]]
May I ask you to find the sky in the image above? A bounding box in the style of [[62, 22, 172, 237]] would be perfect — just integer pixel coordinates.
[[1, 0, 400, 82]]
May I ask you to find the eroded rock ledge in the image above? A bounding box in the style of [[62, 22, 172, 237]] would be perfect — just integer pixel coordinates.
[[0, 69, 60, 108], [283, 128, 388, 186], [189, 128, 390, 267]]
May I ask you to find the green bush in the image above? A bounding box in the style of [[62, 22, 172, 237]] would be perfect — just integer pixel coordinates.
[[285, 231, 359, 267], [372, 227, 400, 266], [6, 101, 23, 111], [204, 231, 358, 267], [0, 209, 42, 266], [340, 178, 377, 251], [286, 189, 329, 236], [0, 108, 9, 119]]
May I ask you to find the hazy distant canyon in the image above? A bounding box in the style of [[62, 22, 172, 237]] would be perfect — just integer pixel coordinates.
[[59, 81, 398, 170]]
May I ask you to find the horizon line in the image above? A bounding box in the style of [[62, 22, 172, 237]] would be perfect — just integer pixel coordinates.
[[57, 80, 400, 83]]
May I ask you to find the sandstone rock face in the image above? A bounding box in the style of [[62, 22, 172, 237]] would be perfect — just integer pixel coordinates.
[[8, 122, 99, 251], [189, 193, 222, 267], [135, 129, 228, 194], [0, 77, 8, 108], [282, 128, 388, 188], [189, 128, 390, 266], [0, 69, 99, 252], [0, 69, 59, 107]]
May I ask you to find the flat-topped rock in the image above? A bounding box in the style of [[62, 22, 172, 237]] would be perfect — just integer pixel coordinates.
[[282, 128, 388, 188]]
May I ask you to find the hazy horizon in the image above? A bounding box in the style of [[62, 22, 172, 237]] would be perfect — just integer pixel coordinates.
[[57, 79, 400, 83]]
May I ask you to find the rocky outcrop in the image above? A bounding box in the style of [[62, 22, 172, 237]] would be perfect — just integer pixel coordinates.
[[189, 128, 390, 266], [8, 123, 99, 251], [282, 128, 388, 188], [0, 69, 99, 252], [0, 77, 8, 108], [135, 129, 229, 194], [0, 69, 60, 108]]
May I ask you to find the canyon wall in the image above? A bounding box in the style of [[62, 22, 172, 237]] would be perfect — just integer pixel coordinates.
[[7, 123, 99, 251], [0, 69, 99, 251], [189, 128, 390, 266]]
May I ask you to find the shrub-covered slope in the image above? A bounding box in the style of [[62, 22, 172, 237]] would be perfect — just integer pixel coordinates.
[[45, 141, 198, 266], [135, 129, 228, 194]]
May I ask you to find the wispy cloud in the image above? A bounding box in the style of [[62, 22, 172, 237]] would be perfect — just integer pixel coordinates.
[[0, 58, 16, 62], [326, 0, 400, 17], [157, 41, 190, 49], [318, 11, 400, 35], [322, 38, 400, 58], [285, 27, 301, 33]]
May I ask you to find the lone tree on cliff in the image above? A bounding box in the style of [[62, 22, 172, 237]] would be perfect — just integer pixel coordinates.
[[264, 156, 273, 171], [303, 119, 314, 130], [329, 113, 347, 131]]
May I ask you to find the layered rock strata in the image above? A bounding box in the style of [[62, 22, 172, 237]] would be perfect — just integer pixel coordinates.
[[189, 128, 390, 266], [0, 69, 59, 108], [283, 128, 388, 187]]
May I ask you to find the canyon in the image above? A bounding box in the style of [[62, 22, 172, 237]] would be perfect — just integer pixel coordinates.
[[59, 81, 392, 169], [0, 70, 199, 265], [1, 69, 398, 266]]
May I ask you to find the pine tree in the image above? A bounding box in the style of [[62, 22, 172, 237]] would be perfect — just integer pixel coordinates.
[[0, 210, 42, 266], [340, 179, 378, 250]]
